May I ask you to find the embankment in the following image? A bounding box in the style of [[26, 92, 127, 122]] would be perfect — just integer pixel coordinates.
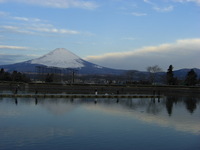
[[0, 82, 199, 97]]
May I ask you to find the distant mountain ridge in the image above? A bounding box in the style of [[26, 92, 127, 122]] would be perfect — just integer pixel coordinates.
[[0, 48, 125, 75], [0, 48, 199, 78], [174, 68, 200, 79]]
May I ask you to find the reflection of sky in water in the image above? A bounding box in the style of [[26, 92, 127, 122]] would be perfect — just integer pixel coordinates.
[[0, 97, 200, 150], [85, 99, 200, 135]]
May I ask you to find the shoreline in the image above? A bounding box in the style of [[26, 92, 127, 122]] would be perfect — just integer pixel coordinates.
[[0, 93, 163, 98], [0, 82, 200, 97]]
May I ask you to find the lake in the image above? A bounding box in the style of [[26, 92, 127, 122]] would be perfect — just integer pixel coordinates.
[[0, 96, 200, 150]]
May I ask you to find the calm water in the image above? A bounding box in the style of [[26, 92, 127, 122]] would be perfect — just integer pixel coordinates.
[[0, 96, 200, 150]]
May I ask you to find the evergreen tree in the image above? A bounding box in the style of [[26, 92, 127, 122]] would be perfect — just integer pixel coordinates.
[[4, 72, 12, 81], [0, 68, 4, 73], [166, 65, 176, 85], [185, 69, 197, 86], [0, 68, 11, 81], [0, 68, 5, 80], [45, 73, 54, 82], [11, 71, 22, 82]]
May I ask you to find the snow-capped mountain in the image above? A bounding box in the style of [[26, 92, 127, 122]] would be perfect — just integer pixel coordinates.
[[30, 48, 85, 68], [0, 48, 125, 75]]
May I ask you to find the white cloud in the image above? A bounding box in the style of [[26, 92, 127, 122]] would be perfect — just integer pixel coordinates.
[[13, 17, 41, 22], [0, 11, 82, 36], [0, 25, 18, 30], [0, 23, 80, 35], [153, 5, 174, 12], [0, 11, 80, 35], [145, 0, 200, 6], [121, 37, 138, 41], [0, 9, 81, 35], [143, 0, 154, 5], [131, 12, 147, 16], [29, 26, 80, 34], [13, 17, 29, 21], [0, 45, 28, 50], [0, 25, 35, 35], [144, 0, 174, 12], [85, 38, 200, 71], [0, 12, 43, 22], [0, 0, 98, 9], [173, 0, 200, 5]]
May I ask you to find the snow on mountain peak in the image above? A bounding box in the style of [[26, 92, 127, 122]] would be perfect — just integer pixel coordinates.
[[30, 48, 84, 68]]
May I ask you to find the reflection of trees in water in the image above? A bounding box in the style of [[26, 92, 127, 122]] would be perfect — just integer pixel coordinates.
[[120, 98, 165, 115], [15, 98, 18, 105], [165, 96, 198, 116], [35, 98, 38, 105], [124, 98, 138, 110], [184, 97, 197, 114], [124, 98, 151, 110], [1, 96, 199, 116], [165, 96, 178, 116], [119, 96, 199, 116], [146, 98, 163, 115]]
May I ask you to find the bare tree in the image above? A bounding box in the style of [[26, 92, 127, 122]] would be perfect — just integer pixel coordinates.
[[147, 65, 162, 84]]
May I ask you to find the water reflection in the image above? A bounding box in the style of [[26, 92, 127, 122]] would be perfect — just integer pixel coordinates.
[[82, 97, 200, 134], [35, 97, 38, 105], [185, 97, 197, 113], [1, 96, 199, 116], [165, 96, 199, 115], [0, 96, 200, 150], [146, 99, 163, 115], [0, 97, 200, 134], [15, 98, 18, 105]]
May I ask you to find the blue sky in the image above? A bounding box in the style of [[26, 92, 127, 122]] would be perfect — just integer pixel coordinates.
[[0, 0, 200, 71]]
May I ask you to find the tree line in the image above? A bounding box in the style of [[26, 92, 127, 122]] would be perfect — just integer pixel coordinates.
[[0, 68, 30, 82], [147, 65, 199, 86], [166, 65, 199, 86], [0, 66, 199, 86]]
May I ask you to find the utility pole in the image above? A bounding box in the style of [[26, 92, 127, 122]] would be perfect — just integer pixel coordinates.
[[67, 69, 77, 84]]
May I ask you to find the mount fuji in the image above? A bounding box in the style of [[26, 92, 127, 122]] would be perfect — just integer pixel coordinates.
[[0, 48, 125, 75]]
